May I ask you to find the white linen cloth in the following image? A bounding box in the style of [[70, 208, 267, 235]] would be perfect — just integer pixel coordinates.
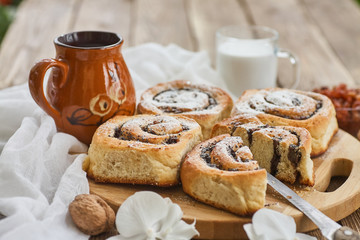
[[0, 43, 227, 240]]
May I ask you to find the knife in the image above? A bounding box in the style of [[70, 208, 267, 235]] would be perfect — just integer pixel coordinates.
[[267, 173, 360, 240]]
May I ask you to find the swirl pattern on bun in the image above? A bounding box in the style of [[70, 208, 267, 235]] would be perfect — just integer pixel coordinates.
[[86, 114, 202, 186], [212, 115, 314, 186], [138, 80, 233, 139], [181, 134, 267, 215], [113, 115, 191, 145], [231, 88, 338, 156], [208, 136, 259, 171]]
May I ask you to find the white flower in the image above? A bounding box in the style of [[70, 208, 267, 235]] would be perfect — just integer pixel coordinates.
[[107, 191, 199, 240], [243, 208, 317, 240]]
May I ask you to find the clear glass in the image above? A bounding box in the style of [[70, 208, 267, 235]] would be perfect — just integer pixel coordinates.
[[216, 25, 299, 97]]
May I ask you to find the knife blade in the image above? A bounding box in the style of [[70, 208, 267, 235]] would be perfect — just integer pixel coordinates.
[[267, 172, 360, 240]]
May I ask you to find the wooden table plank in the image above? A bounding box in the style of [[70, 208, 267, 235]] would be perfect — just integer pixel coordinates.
[[302, 0, 360, 85], [342, 209, 360, 232], [0, 0, 78, 89], [186, 0, 249, 64], [246, 0, 356, 91], [133, 0, 194, 50], [70, 0, 132, 49]]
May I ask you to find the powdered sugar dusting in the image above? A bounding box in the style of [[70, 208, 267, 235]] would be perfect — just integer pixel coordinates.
[[257, 127, 298, 144], [153, 89, 210, 112], [114, 115, 198, 145], [210, 136, 258, 171], [234, 89, 320, 120], [265, 91, 298, 107], [149, 87, 220, 114]]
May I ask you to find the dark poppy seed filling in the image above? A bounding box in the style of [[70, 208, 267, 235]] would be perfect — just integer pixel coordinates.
[[165, 135, 179, 144], [270, 138, 281, 175], [288, 144, 301, 166], [229, 123, 303, 176], [291, 97, 301, 106], [244, 125, 269, 145], [200, 144, 230, 170], [228, 147, 238, 162], [200, 141, 218, 166], [199, 138, 259, 172], [152, 88, 218, 113], [113, 126, 121, 139], [182, 124, 190, 131], [113, 125, 136, 141], [270, 133, 302, 176], [287, 131, 302, 167]]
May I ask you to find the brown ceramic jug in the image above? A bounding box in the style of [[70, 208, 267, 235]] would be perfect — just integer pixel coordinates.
[[29, 31, 136, 145]]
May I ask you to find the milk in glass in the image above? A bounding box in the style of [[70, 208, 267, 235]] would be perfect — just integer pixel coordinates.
[[216, 39, 278, 97]]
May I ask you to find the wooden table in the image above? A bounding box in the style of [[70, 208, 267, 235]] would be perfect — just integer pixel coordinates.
[[1, 0, 360, 239]]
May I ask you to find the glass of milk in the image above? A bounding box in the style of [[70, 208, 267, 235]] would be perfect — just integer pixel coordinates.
[[216, 25, 300, 97]]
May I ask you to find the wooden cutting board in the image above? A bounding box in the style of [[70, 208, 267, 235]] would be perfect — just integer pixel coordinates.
[[89, 130, 360, 239]]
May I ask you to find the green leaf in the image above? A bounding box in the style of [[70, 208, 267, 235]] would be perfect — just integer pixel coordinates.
[[0, 5, 12, 44]]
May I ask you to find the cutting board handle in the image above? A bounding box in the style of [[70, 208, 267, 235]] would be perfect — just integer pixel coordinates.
[[291, 132, 360, 232]]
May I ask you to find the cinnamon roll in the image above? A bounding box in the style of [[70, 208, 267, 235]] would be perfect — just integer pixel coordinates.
[[181, 134, 267, 215], [212, 115, 314, 186], [137, 80, 233, 139], [86, 114, 202, 186], [231, 88, 338, 156]]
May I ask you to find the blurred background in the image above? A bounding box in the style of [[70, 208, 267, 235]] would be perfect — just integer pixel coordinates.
[[1, 0, 360, 91], [0, 0, 22, 44]]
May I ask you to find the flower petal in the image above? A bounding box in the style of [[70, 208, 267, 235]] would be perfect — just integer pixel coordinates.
[[243, 223, 258, 240], [116, 191, 167, 237], [295, 233, 317, 240], [157, 198, 183, 234], [106, 234, 154, 240], [114, 191, 199, 240], [163, 220, 199, 240], [251, 209, 296, 239], [106, 235, 122, 240]]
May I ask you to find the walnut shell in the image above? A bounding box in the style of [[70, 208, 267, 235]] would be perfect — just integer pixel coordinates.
[[69, 194, 115, 235]]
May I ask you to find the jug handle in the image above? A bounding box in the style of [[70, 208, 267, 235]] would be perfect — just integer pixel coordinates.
[[28, 59, 68, 120]]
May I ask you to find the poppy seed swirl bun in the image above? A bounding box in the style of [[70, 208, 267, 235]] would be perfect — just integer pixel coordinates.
[[137, 80, 233, 139], [87, 114, 202, 186], [212, 115, 314, 186], [181, 134, 267, 216]]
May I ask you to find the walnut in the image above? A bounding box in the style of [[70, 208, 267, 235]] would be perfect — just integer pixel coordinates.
[[69, 194, 115, 235]]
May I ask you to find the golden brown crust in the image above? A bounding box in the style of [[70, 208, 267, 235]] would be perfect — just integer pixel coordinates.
[[211, 115, 314, 186], [137, 80, 233, 139], [211, 115, 263, 137], [86, 114, 202, 186], [180, 134, 267, 216], [230, 88, 338, 156]]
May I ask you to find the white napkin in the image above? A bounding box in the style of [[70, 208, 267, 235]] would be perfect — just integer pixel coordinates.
[[0, 87, 90, 239], [123, 43, 229, 100], [0, 84, 38, 152], [0, 43, 228, 240]]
